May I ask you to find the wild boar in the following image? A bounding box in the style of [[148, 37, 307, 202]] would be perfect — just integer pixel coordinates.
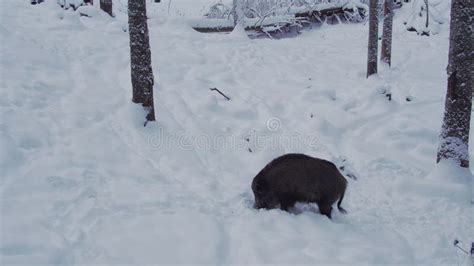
[[252, 153, 347, 218]]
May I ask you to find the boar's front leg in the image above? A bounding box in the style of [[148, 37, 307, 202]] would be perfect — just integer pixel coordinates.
[[318, 202, 333, 219]]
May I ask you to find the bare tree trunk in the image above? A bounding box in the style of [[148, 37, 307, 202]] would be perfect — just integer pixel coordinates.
[[424, 0, 429, 28], [232, 0, 244, 26], [100, 0, 113, 17], [436, 0, 473, 168], [128, 0, 156, 122], [233, 0, 238, 26], [471, 242, 474, 264], [381, 0, 393, 66], [366, 0, 379, 78], [100, 0, 112, 17]]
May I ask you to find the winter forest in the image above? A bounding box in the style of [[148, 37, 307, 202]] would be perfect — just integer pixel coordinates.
[[1, 0, 473, 265]]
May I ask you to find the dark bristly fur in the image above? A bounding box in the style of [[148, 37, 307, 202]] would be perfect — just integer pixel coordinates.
[[252, 153, 347, 219]]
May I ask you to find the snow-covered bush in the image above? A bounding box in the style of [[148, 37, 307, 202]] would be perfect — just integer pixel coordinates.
[[206, 0, 368, 19], [205, 0, 298, 19], [30, 0, 45, 5], [57, 0, 92, 10], [342, 0, 368, 22], [239, 0, 329, 18], [404, 0, 448, 36], [205, 2, 233, 19]]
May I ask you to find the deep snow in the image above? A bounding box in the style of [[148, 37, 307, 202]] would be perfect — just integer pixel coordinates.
[[0, 0, 473, 265]]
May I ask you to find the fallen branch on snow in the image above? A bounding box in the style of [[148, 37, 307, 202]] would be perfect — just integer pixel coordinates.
[[210, 88, 231, 101]]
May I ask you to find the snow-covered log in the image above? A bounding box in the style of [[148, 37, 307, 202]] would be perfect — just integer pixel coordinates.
[[191, 1, 367, 36], [294, 1, 367, 23], [190, 15, 301, 34]]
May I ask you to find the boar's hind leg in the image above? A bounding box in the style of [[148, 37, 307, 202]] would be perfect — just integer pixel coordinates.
[[318, 202, 333, 219]]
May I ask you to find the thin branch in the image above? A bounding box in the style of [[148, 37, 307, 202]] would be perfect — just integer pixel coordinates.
[[210, 88, 231, 101]]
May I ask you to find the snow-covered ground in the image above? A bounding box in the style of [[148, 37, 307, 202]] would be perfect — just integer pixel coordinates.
[[1, 0, 473, 265]]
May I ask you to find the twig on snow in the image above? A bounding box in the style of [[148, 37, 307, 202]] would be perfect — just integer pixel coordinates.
[[210, 88, 231, 101], [454, 239, 469, 255]]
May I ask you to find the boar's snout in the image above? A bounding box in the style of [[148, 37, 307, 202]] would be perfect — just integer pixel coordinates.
[[253, 200, 265, 209], [253, 193, 278, 210]]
